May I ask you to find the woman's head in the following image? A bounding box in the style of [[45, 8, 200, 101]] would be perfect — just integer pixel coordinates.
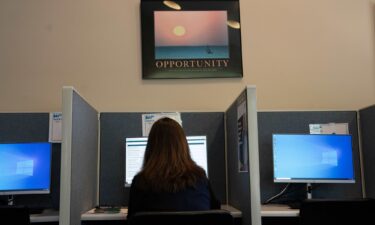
[[139, 117, 205, 192], [144, 117, 189, 165]]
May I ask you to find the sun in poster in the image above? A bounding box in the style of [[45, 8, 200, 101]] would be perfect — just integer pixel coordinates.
[[173, 25, 186, 36], [154, 11, 229, 59]]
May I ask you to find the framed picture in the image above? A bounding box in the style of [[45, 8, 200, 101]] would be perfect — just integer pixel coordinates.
[[141, 0, 243, 79]]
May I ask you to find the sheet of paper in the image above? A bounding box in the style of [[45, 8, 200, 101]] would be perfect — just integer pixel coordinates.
[[142, 112, 182, 136], [49, 112, 62, 143], [309, 123, 349, 134]]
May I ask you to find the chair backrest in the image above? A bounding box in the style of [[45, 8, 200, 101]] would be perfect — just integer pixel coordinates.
[[128, 210, 234, 225], [299, 198, 375, 225], [0, 205, 30, 225]]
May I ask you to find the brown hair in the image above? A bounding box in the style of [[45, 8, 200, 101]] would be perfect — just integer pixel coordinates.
[[137, 117, 206, 192]]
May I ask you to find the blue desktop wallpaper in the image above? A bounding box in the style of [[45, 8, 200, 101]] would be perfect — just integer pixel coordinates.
[[273, 135, 354, 181], [0, 143, 51, 192]]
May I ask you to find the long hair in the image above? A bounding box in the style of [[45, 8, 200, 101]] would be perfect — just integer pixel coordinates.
[[137, 117, 206, 192]]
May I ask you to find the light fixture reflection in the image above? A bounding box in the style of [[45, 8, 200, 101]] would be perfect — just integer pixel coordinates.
[[227, 20, 241, 29], [163, 1, 181, 10]]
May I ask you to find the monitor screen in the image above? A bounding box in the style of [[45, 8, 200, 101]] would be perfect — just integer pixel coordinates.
[[0, 142, 52, 195], [272, 134, 355, 183], [125, 136, 208, 186]]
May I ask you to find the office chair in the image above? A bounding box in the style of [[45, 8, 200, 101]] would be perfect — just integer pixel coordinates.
[[0, 205, 30, 225], [299, 198, 375, 225], [128, 210, 234, 225]]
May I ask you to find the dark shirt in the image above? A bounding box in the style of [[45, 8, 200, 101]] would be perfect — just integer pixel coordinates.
[[127, 174, 220, 218]]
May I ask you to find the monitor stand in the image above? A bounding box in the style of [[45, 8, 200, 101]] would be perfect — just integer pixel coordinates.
[[306, 183, 312, 199], [8, 195, 14, 206]]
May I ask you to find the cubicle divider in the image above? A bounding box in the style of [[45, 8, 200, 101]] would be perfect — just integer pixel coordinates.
[[0, 113, 60, 210], [60, 87, 99, 225], [98, 112, 226, 206], [359, 104, 375, 198], [258, 110, 363, 203], [226, 86, 262, 225], [58, 85, 368, 225]]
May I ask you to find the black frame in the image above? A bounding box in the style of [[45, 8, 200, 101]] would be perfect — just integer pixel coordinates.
[[141, 0, 243, 79]]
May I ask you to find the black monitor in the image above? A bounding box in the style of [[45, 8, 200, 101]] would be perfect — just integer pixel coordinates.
[[0, 142, 52, 196], [125, 136, 208, 187], [272, 134, 355, 184]]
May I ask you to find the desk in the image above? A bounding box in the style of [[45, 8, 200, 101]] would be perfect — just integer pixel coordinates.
[[30, 209, 59, 224], [81, 204, 242, 224], [261, 204, 299, 225], [81, 208, 128, 221], [261, 204, 299, 217]]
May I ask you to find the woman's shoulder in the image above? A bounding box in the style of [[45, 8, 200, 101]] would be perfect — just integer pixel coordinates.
[[197, 176, 209, 183], [132, 173, 141, 182], [193, 176, 210, 189], [130, 173, 144, 189]]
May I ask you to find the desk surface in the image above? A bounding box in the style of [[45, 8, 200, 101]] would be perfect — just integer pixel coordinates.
[[30, 209, 59, 223], [261, 204, 299, 217], [81, 204, 242, 221], [81, 207, 127, 221]]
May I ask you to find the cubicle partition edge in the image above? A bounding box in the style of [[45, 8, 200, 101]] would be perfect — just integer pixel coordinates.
[[60, 87, 99, 225], [359, 104, 375, 198], [226, 86, 262, 225]]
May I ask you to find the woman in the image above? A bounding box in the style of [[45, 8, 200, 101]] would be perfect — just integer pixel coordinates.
[[127, 117, 220, 218]]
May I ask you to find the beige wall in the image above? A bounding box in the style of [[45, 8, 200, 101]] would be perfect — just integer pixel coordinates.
[[0, 0, 374, 112]]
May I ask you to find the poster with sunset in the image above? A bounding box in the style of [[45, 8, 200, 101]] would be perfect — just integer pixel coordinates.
[[141, 0, 243, 79], [154, 11, 229, 59]]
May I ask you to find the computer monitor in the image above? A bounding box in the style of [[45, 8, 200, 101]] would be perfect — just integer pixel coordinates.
[[272, 134, 355, 184], [0, 142, 52, 195], [125, 136, 208, 187]]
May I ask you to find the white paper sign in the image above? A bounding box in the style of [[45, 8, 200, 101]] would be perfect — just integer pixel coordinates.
[[142, 112, 182, 136], [49, 112, 62, 143], [309, 123, 349, 134]]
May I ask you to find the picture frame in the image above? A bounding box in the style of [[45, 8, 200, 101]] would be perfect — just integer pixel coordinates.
[[140, 0, 243, 79]]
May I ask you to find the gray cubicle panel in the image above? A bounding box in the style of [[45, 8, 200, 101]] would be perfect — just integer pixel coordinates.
[[359, 105, 375, 198], [0, 113, 60, 209], [99, 112, 226, 206], [60, 87, 99, 225], [226, 87, 261, 225], [258, 111, 362, 203]]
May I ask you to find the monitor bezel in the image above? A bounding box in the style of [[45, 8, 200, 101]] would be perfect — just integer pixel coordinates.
[[124, 135, 208, 187], [0, 142, 52, 196], [272, 133, 355, 184]]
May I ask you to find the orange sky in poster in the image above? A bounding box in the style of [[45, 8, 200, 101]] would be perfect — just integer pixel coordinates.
[[154, 11, 228, 47]]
